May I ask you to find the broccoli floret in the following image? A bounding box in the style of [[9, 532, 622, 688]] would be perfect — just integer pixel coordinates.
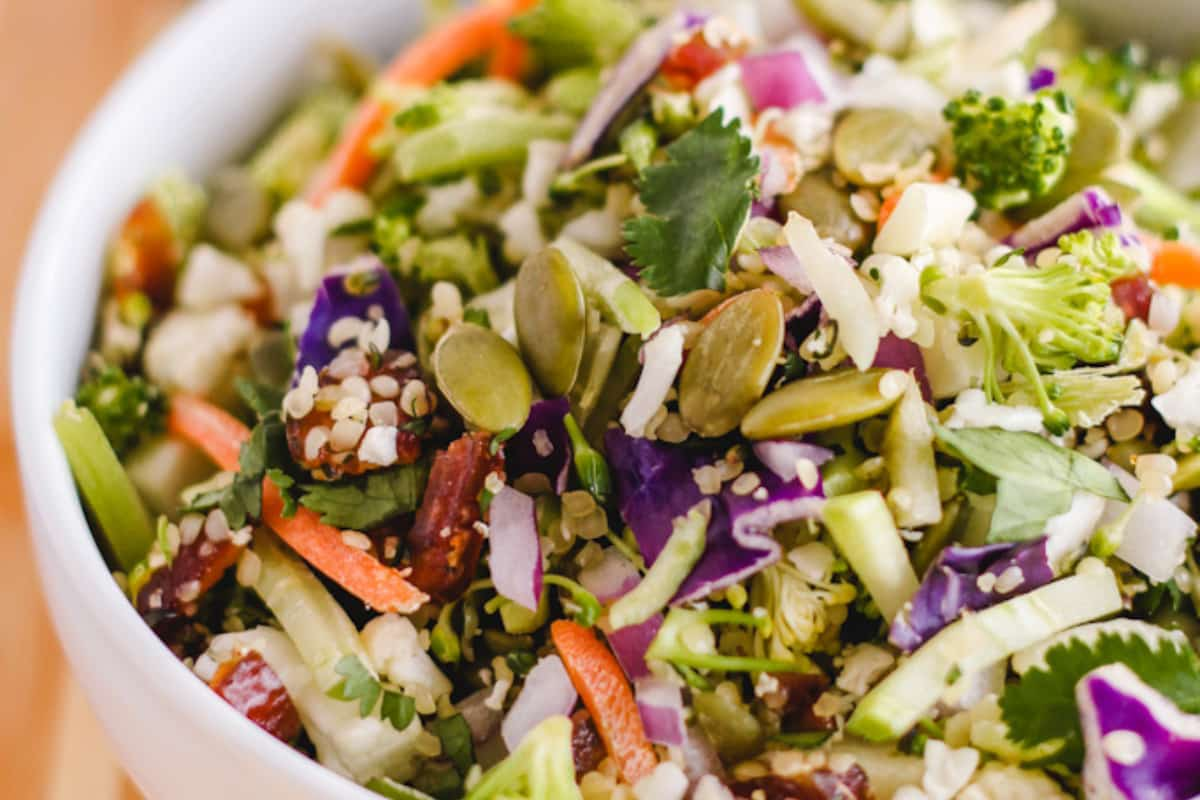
[[1056, 229, 1143, 282], [462, 715, 580, 800], [943, 89, 1077, 210], [75, 363, 166, 457], [1004, 368, 1145, 429], [921, 252, 1124, 434]]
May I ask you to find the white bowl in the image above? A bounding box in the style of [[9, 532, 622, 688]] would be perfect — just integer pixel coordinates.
[[12, 2, 425, 797]]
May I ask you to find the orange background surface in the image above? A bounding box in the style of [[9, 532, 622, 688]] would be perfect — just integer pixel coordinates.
[[1, 2, 186, 797]]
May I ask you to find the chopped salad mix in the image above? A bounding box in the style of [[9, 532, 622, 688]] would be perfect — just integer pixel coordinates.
[[57, 0, 1200, 798]]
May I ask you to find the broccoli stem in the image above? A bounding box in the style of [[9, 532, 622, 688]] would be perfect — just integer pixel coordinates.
[[395, 111, 576, 182], [647, 608, 814, 674], [53, 401, 155, 572], [608, 502, 708, 630]]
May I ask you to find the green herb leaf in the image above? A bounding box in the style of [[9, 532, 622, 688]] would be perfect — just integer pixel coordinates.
[[234, 377, 285, 418], [299, 462, 429, 530], [933, 425, 1128, 542], [267, 468, 297, 517], [624, 111, 759, 297], [1000, 630, 1200, 767], [327, 655, 382, 717], [381, 690, 417, 732], [428, 714, 474, 776]]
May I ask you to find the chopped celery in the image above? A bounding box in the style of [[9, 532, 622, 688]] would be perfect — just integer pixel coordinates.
[[543, 66, 602, 116], [251, 531, 372, 691], [250, 87, 355, 200], [847, 566, 1124, 741], [554, 237, 661, 336], [395, 112, 576, 183], [609, 502, 709, 630], [53, 401, 155, 571], [822, 491, 919, 622], [647, 608, 814, 674], [463, 715, 580, 800], [882, 380, 942, 528], [1106, 160, 1200, 233], [416, 235, 499, 296]]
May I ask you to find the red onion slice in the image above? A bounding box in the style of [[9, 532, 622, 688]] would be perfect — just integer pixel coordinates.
[[1006, 187, 1124, 256], [760, 245, 815, 295], [635, 677, 687, 747], [740, 50, 826, 111], [606, 614, 663, 682], [500, 655, 578, 751], [488, 486, 543, 612], [579, 548, 641, 604]]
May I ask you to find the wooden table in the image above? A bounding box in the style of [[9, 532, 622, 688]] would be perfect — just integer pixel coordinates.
[[0, 2, 186, 797]]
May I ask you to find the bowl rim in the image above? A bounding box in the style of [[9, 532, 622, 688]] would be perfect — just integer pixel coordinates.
[[10, 1, 419, 796]]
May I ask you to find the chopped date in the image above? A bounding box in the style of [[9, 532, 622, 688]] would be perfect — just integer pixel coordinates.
[[287, 350, 427, 480], [729, 765, 872, 800], [404, 432, 502, 601], [768, 672, 837, 733], [136, 535, 242, 622], [210, 651, 302, 743], [571, 710, 605, 776], [1111, 273, 1152, 323], [110, 197, 179, 308]]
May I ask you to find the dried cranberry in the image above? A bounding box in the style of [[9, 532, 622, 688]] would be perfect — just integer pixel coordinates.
[[210, 651, 302, 743], [729, 764, 872, 800], [571, 710, 605, 775], [110, 197, 179, 308], [1111, 273, 1153, 322], [660, 32, 746, 91]]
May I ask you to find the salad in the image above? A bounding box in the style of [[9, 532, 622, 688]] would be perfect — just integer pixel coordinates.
[[54, 0, 1200, 798]]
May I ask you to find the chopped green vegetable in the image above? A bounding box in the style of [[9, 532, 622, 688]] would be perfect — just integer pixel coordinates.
[[822, 491, 919, 622], [509, 0, 642, 70], [54, 401, 156, 571], [250, 87, 355, 200], [554, 237, 661, 336], [416, 235, 499, 296], [624, 111, 760, 296], [463, 715, 581, 800], [1001, 628, 1200, 767], [647, 608, 815, 674], [74, 363, 166, 457], [933, 425, 1127, 542], [429, 714, 475, 776], [563, 412, 611, 503], [943, 89, 1077, 210], [395, 111, 575, 183], [609, 501, 708, 630], [367, 778, 438, 800], [299, 462, 429, 530], [921, 248, 1125, 432], [1106, 160, 1200, 233]]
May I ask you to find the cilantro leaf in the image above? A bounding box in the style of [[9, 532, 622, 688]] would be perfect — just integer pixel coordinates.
[[381, 690, 417, 732], [234, 377, 284, 419], [1000, 630, 1200, 767], [428, 714, 474, 776], [509, 0, 641, 69], [267, 468, 297, 517], [327, 655, 382, 717], [933, 425, 1127, 542], [624, 111, 759, 297], [299, 462, 430, 530], [218, 417, 291, 528]]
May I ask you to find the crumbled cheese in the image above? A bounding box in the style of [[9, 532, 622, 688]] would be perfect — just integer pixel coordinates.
[[786, 542, 836, 583], [921, 740, 980, 800], [369, 402, 399, 427], [416, 177, 480, 235], [522, 140, 569, 207], [498, 200, 547, 264], [946, 388, 1043, 432], [874, 183, 977, 257], [144, 306, 256, 397], [370, 375, 401, 400], [694, 63, 752, 131], [632, 762, 688, 800], [177, 244, 262, 310], [274, 189, 372, 291], [1151, 361, 1200, 440], [362, 615, 453, 715], [1043, 491, 1108, 566], [484, 656, 514, 711], [359, 425, 400, 467], [865, 253, 923, 340], [622, 326, 685, 438]]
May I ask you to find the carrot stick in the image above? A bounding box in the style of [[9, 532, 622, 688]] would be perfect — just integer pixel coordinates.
[[550, 620, 658, 784], [166, 395, 428, 613], [876, 191, 902, 232], [306, 0, 533, 204], [1151, 240, 1200, 289]]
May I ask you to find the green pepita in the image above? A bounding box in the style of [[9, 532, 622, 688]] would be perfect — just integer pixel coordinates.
[[433, 323, 533, 433], [514, 247, 588, 397], [741, 368, 902, 440], [679, 289, 785, 438], [833, 108, 940, 186]]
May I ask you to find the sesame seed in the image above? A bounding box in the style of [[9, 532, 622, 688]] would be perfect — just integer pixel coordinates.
[[328, 316, 364, 348], [794, 458, 820, 489], [731, 472, 761, 496], [341, 530, 373, 551], [400, 379, 431, 417], [975, 573, 997, 593], [282, 386, 315, 420], [341, 376, 372, 405], [473, 521, 490, 538], [236, 549, 262, 587], [692, 464, 722, 495], [383, 537, 400, 561], [1101, 730, 1146, 766], [752, 487, 768, 501], [370, 375, 401, 399], [305, 426, 330, 461], [994, 565, 1025, 594], [204, 509, 231, 541], [329, 418, 366, 452], [327, 348, 370, 380], [390, 352, 418, 370], [230, 526, 253, 547], [179, 513, 204, 546], [878, 370, 910, 400], [314, 384, 343, 411], [176, 580, 202, 603], [148, 550, 167, 570], [369, 401, 400, 427], [147, 589, 164, 610], [484, 472, 505, 494], [438, 526, 452, 539], [331, 395, 368, 422]]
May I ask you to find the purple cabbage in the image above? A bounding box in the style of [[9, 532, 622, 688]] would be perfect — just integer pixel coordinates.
[[605, 429, 824, 604], [504, 398, 571, 494], [888, 538, 1054, 652], [751, 440, 834, 482], [1028, 66, 1057, 91], [1006, 187, 1124, 256], [784, 294, 824, 352], [296, 260, 413, 375], [561, 12, 704, 169], [607, 614, 662, 682], [1079, 664, 1200, 800], [872, 333, 932, 402]]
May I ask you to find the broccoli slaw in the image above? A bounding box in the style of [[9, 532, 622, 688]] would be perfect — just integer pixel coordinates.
[[53, 1, 1200, 798]]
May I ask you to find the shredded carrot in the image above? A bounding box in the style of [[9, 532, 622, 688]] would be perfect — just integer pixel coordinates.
[[306, 0, 533, 204], [166, 395, 428, 613], [550, 620, 658, 784], [876, 191, 902, 232], [488, 31, 530, 80], [1151, 240, 1200, 289]]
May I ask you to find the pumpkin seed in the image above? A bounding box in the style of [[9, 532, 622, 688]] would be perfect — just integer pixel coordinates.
[[515, 247, 587, 397], [833, 108, 940, 186], [741, 368, 901, 439], [778, 172, 868, 251], [679, 289, 785, 437], [433, 323, 533, 433]]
